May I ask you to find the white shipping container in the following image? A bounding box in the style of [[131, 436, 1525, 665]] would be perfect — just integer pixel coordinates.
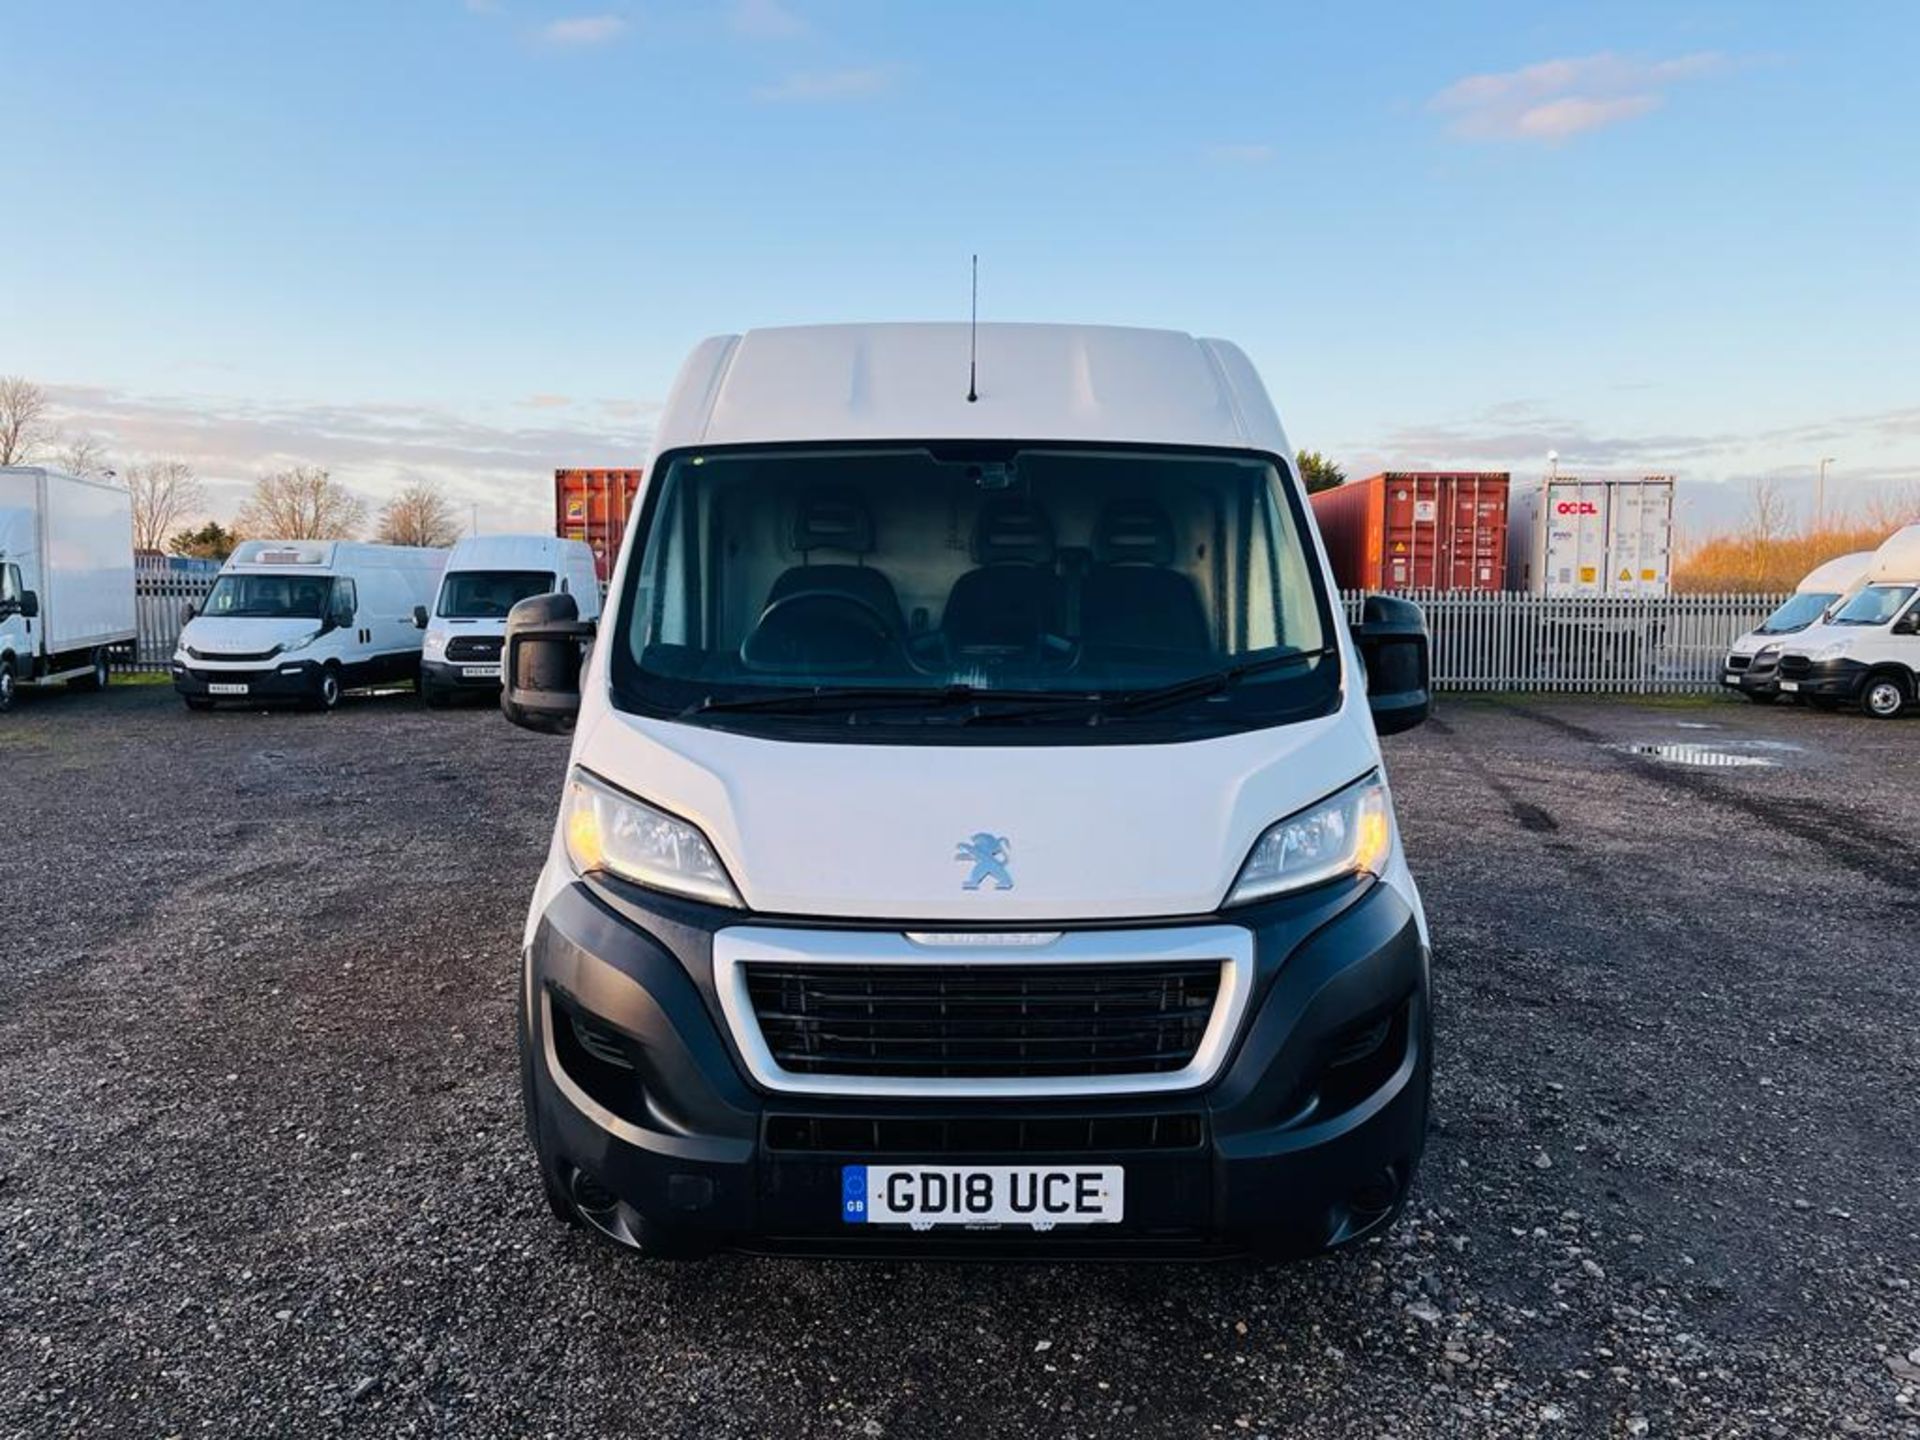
[[1507, 476, 1676, 597]]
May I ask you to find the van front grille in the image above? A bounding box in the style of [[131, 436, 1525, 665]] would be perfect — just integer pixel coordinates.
[[742, 962, 1222, 1080], [445, 635, 504, 662], [1777, 654, 1813, 680], [764, 1111, 1206, 1153]]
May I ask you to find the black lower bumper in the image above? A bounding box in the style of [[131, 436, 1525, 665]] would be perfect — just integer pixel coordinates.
[[423, 657, 502, 691], [523, 872, 1431, 1260], [1777, 657, 1865, 700], [172, 661, 323, 700]]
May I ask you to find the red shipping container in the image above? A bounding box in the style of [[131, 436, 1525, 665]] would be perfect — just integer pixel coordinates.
[[1309, 472, 1511, 592], [554, 468, 644, 585]]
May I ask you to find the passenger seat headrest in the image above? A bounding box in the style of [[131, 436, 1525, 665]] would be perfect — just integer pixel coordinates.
[[790, 489, 875, 555], [1094, 498, 1177, 566], [971, 495, 1056, 565]]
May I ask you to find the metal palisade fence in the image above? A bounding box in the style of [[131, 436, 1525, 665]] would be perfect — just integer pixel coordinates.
[[131, 563, 217, 671], [123, 571, 1785, 694], [1340, 590, 1789, 694]]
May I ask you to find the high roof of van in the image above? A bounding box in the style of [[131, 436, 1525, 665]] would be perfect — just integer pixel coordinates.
[[1868, 524, 1920, 582], [650, 323, 1292, 459], [1797, 550, 1874, 593], [223, 539, 447, 573], [444, 533, 580, 571]]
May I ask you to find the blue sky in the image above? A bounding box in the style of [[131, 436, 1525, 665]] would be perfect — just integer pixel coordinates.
[[4, 1, 1916, 535]]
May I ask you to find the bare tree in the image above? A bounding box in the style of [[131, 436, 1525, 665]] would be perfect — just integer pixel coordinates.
[[376, 479, 462, 548], [1743, 478, 1790, 543], [0, 376, 50, 466], [125, 459, 205, 554], [1860, 480, 1920, 535], [235, 466, 366, 540], [56, 434, 110, 478]]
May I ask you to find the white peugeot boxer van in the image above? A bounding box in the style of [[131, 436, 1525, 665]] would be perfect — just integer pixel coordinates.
[[172, 540, 447, 711], [1774, 524, 1920, 718], [1722, 550, 1871, 703], [501, 323, 1433, 1259], [417, 534, 601, 706]]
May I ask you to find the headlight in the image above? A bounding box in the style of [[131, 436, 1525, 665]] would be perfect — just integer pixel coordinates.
[[1756, 643, 1781, 658], [422, 631, 448, 658], [279, 631, 320, 655], [561, 769, 741, 907], [1813, 640, 1852, 661], [1227, 772, 1393, 906]]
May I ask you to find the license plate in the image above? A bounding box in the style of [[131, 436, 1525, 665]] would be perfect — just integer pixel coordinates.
[[208, 683, 249, 695], [1723, 672, 1739, 684], [1780, 680, 1799, 692], [842, 1164, 1123, 1229], [461, 664, 501, 679]]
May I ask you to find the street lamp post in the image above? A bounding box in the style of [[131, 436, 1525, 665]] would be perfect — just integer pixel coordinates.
[[1817, 457, 1836, 529]]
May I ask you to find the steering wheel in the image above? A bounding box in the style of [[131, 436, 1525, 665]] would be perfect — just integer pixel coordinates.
[[741, 590, 896, 674]]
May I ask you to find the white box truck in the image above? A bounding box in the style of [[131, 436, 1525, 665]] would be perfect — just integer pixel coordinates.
[[494, 322, 1435, 1262], [1507, 475, 1676, 597], [417, 534, 601, 707], [0, 466, 137, 712], [1773, 524, 1920, 717], [171, 540, 447, 711]]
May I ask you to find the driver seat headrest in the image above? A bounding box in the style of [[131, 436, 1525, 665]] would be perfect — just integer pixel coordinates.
[[971, 495, 1056, 565], [791, 489, 875, 556]]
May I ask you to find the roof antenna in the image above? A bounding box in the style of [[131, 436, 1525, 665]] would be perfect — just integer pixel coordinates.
[[966, 253, 979, 403]]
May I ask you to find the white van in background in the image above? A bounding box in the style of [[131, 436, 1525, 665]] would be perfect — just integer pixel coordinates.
[[418, 535, 601, 707], [172, 540, 447, 711], [0, 466, 137, 712], [497, 322, 1434, 1261], [1774, 525, 1920, 718], [1722, 550, 1872, 703]]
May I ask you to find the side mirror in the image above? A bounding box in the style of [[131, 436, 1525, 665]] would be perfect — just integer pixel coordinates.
[[413, 604, 429, 630], [183, 602, 198, 622], [1352, 594, 1431, 736], [1895, 610, 1920, 637], [503, 592, 596, 734], [19, 590, 39, 621]]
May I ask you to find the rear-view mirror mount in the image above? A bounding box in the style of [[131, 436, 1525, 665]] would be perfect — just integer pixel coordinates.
[[1351, 593, 1431, 736], [503, 592, 596, 735]]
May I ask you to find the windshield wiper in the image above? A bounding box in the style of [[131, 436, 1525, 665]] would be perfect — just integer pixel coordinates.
[[679, 683, 1093, 719], [1096, 646, 1337, 716]]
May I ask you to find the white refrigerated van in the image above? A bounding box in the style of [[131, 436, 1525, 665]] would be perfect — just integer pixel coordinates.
[[0, 466, 137, 712], [172, 540, 447, 711], [418, 534, 601, 707], [1722, 550, 1872, 703], [497, 322, 1435, 1261], [1773, 525, 1920, 717]]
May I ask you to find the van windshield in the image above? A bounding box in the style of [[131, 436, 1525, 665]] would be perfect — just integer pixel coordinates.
[[1757, 591, 1840, 634], [203, 573, 336, 619], [608, 444, 1339, 740], [1831, 584, 1916, 626], [439, 570, 555, 619]]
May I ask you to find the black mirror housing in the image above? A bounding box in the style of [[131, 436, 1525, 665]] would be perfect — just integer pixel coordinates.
[[413, 604, 429, 630], [1352, 593, 1431, 736], [20, 590, 40, 621], [503, 592, 595, 734]]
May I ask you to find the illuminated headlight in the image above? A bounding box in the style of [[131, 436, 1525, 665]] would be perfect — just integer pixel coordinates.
[[1227, 772, 1393, 906], [562, 769, 741, 907], [1812, 640, 1853, 661], [422, 631, 448, 658]]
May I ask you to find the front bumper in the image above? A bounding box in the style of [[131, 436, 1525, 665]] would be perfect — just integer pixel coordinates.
[[1776, 657, 1866, 700], [423, 657, 503, 691], [522, 872, 1431, 1259], [172, 659, 323, 700]]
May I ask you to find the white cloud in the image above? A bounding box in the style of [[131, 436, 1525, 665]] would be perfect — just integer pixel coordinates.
[[1431, 52, 1728, 143], [755, 64, 900, 103], [538, 13, 627, 48], [730, 0, 806, 41]]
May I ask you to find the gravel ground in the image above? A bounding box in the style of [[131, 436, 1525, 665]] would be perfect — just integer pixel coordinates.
[[2, 681, 1917, 1439]]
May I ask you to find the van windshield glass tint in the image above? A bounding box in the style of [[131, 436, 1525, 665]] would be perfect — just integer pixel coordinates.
[[438, 570, 555, 618], [1757, 591, 1839, 633], [204, 574, 335, 619], [1832, 584, 1917, 626], [608, 444, 1337, 739]]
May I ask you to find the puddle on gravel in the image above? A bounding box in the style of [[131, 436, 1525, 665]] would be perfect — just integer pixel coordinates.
[[1610, 742, 1783, 768]]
